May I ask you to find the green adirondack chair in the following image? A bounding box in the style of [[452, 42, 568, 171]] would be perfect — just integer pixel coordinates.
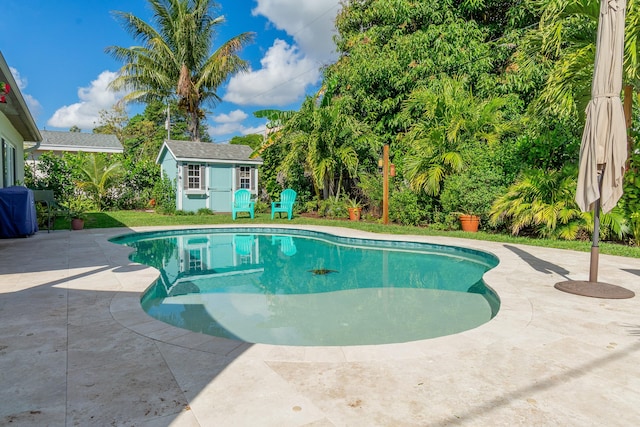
[[232, 189, 255, 220], [271, 189, 297, 220], [32, 189, 70, 232]]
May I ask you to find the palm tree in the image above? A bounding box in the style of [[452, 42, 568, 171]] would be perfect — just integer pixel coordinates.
[[76, 154, 124, 211], [400, 76, 515, 196], [106, 0, 254, 141], [521, 0, 640, 120], [277, 96, 374, 200], [258, 93, 374, 201]]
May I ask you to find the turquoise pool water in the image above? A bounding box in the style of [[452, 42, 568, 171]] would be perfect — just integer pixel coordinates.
[[111, 228, 500, 346]]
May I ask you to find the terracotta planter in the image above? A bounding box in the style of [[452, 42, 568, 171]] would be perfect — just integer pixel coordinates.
[[459, 214, 479, 232], [348, 207, 362, 221], [71, 218, 85, 230]]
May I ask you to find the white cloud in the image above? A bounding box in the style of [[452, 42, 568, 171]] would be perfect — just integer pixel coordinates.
[[222, 0, 340, 108], [208, 121, 266, 138], [241, 124, 267, 136], [252, 0, 340, 63], [23, 94, 43, 118], [209, 109, 263, 138], [209, 122, 243, 137], [9, 67, 27, 90], [213, 109, 248, 123], [47, 71, 124, 130], [209, 110, 255, 137], [223, 39, 320, 106], [9, 67, 42, 118]]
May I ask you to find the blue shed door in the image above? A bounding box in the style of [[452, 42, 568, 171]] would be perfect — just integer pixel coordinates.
[[208, 165, 233, 212]]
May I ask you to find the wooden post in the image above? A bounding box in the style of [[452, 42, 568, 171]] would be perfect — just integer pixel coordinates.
[[383, 144, 389, 225]]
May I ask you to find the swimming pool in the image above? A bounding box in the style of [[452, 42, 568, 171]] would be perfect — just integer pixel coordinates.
[[112, 228, 500, 346]]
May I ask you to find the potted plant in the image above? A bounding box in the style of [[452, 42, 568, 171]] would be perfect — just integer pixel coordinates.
[[440, 168, 505, 232], [346, 198, 363, 221], [65, 197, 89, 230]]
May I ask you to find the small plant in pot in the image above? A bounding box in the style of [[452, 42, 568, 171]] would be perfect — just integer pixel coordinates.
[[65, 197, 91, 230], [346, 198, 363, 221], [440, 168, 505, 232]]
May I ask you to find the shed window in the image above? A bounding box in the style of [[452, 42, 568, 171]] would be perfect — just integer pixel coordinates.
[[239, 166, 252, 189], [186, 248, 208, 272], [183, 164, 205, 191]]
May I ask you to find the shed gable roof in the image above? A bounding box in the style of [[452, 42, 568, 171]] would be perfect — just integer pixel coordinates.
[[159, 140, 263, 164], [38, 130, 123, 152]]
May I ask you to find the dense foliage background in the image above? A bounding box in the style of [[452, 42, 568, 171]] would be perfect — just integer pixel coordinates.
[[25, 0, 640, 245]]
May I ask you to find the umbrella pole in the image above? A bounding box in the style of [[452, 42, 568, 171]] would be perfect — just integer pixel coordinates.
[[589, 194, 600, 283], [589, 168, 603, 283]]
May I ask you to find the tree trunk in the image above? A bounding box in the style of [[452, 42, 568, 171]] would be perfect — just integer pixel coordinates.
[[189, 113, 200, 141]]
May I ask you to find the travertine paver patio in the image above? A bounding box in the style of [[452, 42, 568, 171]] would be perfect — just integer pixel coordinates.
[[1, 224, 639, 426]]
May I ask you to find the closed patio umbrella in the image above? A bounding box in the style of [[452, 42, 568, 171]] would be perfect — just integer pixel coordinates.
[[556, 0, 634, 298]]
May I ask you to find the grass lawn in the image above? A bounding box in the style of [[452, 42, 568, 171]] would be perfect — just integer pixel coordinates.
[[54, 209, 640, 259]]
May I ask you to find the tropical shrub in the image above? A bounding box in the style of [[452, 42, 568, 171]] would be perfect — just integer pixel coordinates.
[[115, 157, 161, 210], [152, 175, 176, 214], [630, 213, 640, 245], [490, 167, 583, 239], [303, 199, 319, 213], [318, 195, 348, 218], [439, 139, 512, 230], [440, 168, 505, 219], [582, 207, 629, 242], [399, 76, 517, 196], [259, 140, 314, 209], [24, 152, 75, 203], [514, 120, 581, 171], [621, 132, 640, 220], [389, 188, 424, 226], [489, 167, 628, 240], [357, 172, 383, 217], [254, 200, 268, 214]]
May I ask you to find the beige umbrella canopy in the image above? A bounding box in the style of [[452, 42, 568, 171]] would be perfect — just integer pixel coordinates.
[[575, 0, 627, 214], [557, 0, 634, 298]]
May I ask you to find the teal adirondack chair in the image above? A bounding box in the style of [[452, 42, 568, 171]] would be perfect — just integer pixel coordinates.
[[232, 189, 255, 220], [234, 234, 255, 255], [272, 235, 297, 256], [271, 189, 297, 220]]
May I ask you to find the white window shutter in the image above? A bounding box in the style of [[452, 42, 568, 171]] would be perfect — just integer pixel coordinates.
[[200, 165, 206, 190]]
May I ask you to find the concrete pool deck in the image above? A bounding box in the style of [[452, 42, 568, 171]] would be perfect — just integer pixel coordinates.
[[1, 224, 639, 426]]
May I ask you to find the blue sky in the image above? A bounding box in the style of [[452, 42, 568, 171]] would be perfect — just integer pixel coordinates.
[[1, 0, 341, 142]]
